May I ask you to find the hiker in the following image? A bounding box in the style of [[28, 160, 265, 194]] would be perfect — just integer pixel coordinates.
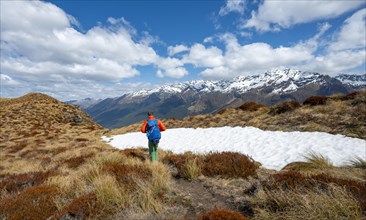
[[140, 112, 166, 162]]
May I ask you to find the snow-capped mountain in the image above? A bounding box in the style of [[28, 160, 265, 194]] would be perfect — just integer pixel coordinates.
[[127, 69, 339, 97], [336, 73, 366, 88], [85, 69, 365, 128]]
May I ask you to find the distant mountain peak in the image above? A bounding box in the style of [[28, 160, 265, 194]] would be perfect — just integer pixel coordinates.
[[127, 68, 339, 98], [336, 73, 366, 87]]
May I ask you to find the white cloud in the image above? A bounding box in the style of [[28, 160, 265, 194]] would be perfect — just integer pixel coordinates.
[[167, 45, 189, 56], [329, 8, 366, 51], [157, 57, 184, 70], [200, 39, 314, 79], [219, 0, 246, 16], [196, 9, 365, 79], [243, 1, 364, 32], [0, 73, 157, 101], [0, 1, 162, 82], [306, 50, 366, 74], [0, 0, 190, 99], [301, 9, 366, 75], [201, 66, 230, 79], [182, 44, 224, 68], [156, 67, 188, 79]]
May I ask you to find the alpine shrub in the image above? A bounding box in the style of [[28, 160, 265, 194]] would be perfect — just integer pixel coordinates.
[[54, 193, 98, 219], [268, 100, 301, 115], [8, 141, 27, 153], [162, 153, 201, 179], [339, 91, 360, 101], [201, 152, 258, 178], [303, 96, 328, 106], [63, 153, 95, 169], [198, 209, 248, 220], [102, 162, 151, 190], [0, 169, 58, 194], [237, 102, 266, 112], [0, 185, 58, 220]]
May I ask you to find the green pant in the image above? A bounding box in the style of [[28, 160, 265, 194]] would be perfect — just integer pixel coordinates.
[[148, 141, 158, 162]]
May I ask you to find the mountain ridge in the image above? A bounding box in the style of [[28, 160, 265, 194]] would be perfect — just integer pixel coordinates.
[[81, 69, 365, 128]]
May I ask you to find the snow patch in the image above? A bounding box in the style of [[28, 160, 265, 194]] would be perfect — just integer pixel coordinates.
[[102, 127, 366, 170]]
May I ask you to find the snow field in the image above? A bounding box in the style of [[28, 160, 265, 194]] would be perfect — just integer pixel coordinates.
[[102, 126, 366, 170]]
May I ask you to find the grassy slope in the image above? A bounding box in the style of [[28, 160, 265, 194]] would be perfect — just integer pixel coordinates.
[[1, 92, 365, 219]]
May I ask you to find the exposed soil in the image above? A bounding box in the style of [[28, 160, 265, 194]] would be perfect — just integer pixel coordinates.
[[171, 177, 236, 219]]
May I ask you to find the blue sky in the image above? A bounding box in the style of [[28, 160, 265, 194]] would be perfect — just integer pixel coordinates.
[[1, 0, 365, 100]]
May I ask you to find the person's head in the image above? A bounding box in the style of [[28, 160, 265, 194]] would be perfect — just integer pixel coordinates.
[[147, 112, 153, 116]]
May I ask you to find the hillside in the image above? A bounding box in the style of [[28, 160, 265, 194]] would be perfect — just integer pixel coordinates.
[[111, 90, 366, 140], [0, 92, 105, 173], [85, 69, 365, 129], [1, 92, 365, 219]]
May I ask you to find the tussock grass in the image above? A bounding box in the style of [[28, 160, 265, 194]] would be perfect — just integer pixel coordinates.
[[148, 161, 171, 193], [47, 173, 87, 199], [349, 157, 366, 169], [93, 151, 127, 165], [47, 153, 172, 217], [92, 174, 127, 209], [304, 151, 333, 169], [133, 179, 163, 212], [3, 92, 365, 219], [183, 157, 202, 181], [251, 185, 363, 220]]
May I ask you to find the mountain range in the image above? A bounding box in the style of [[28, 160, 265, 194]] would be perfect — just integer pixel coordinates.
[[73, 69, 365, 129]]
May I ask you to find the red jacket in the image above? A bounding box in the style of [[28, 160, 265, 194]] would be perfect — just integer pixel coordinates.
[[140, 116, 166, 133]]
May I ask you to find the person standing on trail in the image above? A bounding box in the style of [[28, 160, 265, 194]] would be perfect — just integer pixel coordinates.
[[140, 112, 166, 162]]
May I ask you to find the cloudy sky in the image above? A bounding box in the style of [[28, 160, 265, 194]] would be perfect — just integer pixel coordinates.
[[1, 0, 365, 100]]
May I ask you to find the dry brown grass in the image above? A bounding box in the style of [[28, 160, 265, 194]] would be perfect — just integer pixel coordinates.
[[251, 185, 363, 220], [2, 92, 365, 219], [0, 93, 176, 219]]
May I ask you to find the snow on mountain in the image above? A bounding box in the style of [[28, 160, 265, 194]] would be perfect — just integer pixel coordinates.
[[336, 73, 366, 87], [128, 69, 330, 98], [103, 126, 366, 170]]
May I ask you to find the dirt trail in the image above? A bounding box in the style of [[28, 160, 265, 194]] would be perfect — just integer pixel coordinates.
[[171, 178, 236, 219]]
